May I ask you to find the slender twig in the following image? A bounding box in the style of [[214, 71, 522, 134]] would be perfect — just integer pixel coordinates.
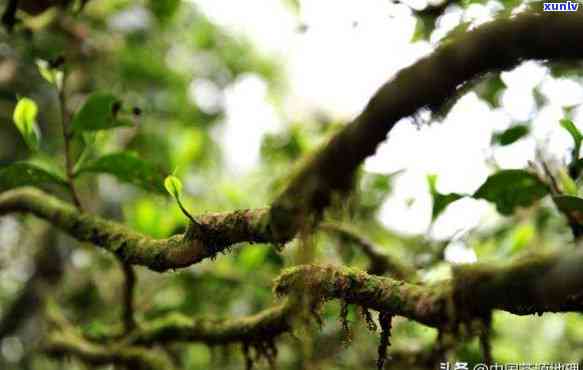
[[175, 192, 198, 226], [479, 328, 493, 365], [539, 159, 560, 195], [57, 68, 83, 210], [120, 261, 137, 334], [57, 69, 137, 335]]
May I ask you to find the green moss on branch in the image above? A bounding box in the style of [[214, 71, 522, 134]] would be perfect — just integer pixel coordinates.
[[274, 264, 447, 327], [270, 9, 583, 238], [0, 187, 274, 271], [131, 301, 292, 345], [45, 327, 176, 370], [274, 252, 583, 328]]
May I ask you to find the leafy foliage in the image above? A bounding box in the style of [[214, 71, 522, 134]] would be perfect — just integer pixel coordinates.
[[492, 125, 529, 146], [427, 174, 463, 221], [164, 175, 183, 198], [474, 170, 549, 215], [412, 13, 438, 42], [0, 162, 67, 191], [71, 93, 133, 132], [148, 0, 181, 23], [560, 118, 583, 159], [36, 59, 63, 88], [75, 152, 166, 193], [12, 97, 41, 151], [2, 1, 583, 370], [553, 195, 583, 225]]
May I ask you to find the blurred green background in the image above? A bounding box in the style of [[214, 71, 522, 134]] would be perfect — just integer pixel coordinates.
[[0, 0, 583, 369]]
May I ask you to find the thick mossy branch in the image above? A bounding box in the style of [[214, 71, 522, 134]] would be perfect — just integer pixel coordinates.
[[45, 300, 292, 368], [3, 11, 583, 272], [130, 301, 292, 345], [377, 312, 394, 370], [45, 327, 176, 370], [0, 187, 273, 272], [270, 8, 583, 239], [452, 251, 583, 317], [274, 252, 583, 327], [63, 251, 583, 354], [274, 264, 447, 327]]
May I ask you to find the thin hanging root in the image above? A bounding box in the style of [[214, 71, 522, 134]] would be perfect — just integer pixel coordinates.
[[340, 301, 352, 345], [377, 312, 394, 370], [254, 340, 277, 370], [266, 339, 278, 362], [310, 300, 324, 328], [242, 342, 254, 370], [361, 306, 378, 332], [479, 312, 493, 365], [479, 330, 492, 366], [242, 339, 278, 370]]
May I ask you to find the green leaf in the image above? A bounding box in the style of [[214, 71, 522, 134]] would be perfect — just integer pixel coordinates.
[[71, 92, 133, 132], [474, 170, 549, 215], [36, 59, 63, 88], [164, 174, 196, 223], [412, 14, 437, 42], [75, 152, 165, 193], [558, 168, 578, 196], [427, 174, 464, 221], [164, 175, 183, 198], [475, 74, 505, 108], [13, 97, 41, 151], [492, 125, 529, 146], [0, 163, 67, 191], [148, 0, 180, 23], [553, 195, 583, 225], [560, 118, 583, 158], [569, 158, 583, 180], [507, 223, 535, 255]]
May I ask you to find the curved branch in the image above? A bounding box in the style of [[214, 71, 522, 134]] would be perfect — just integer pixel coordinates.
[[129, 301, 292, 345], [0, 187, 273, 272], [274, 251, 583, 328], [45, 301, 292, 369], [68, 250, 583, 357], [93, 251, 583, 348], [269, 8, 583, 239], [3, 9, 583, 272], [45, 328, 176, 370]]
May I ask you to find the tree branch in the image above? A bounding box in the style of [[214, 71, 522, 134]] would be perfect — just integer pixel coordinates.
[[0, 187, 273, 272], [3, 8, 583, 272], [45, 328, 176, 370], [42, 301, 292, 369], [320, 222, 418, 279], [274, 251, 583, 328], [79, 251, 583, 350], [129, 301, 292, 346], [269, 8, 583, 239], [120, 261, 137, 334]]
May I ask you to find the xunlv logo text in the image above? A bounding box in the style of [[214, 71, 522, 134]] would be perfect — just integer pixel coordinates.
[[544, 1, 580, 11]]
